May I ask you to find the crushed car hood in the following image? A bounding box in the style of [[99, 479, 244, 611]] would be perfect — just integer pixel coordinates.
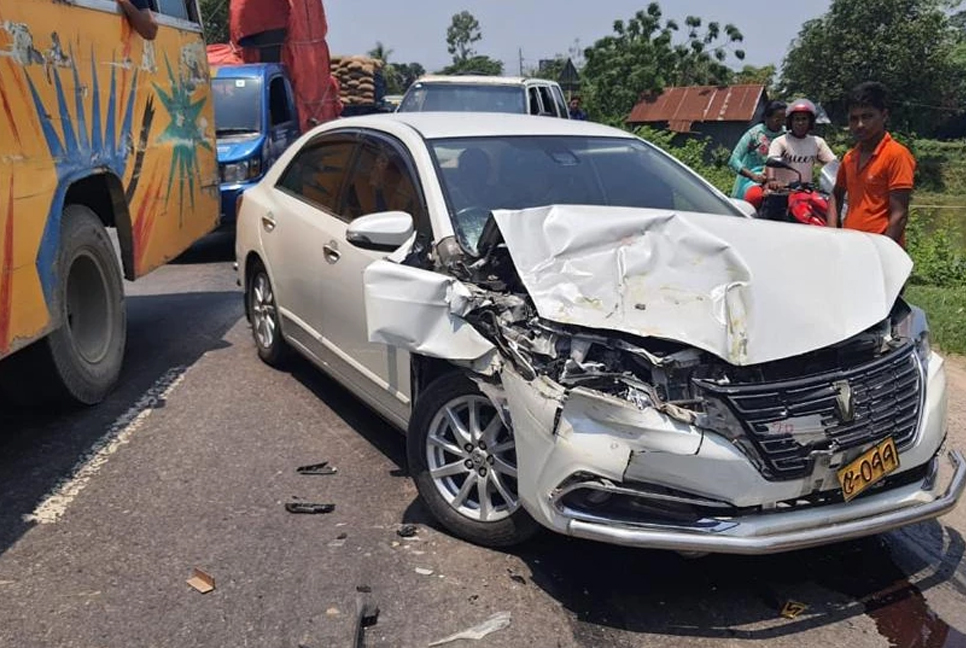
[[491, 205, 912, 366]]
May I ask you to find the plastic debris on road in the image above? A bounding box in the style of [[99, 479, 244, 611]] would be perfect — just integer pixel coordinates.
[[285, 502, 335, 514], [781, 600, 809, 619], [397, 523, 418, 538], [186, 568, 215, 594], [427, 611, 512, 645]]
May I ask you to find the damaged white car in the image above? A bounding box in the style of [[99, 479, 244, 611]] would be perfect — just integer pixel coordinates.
[[235, 113, 964, 553]]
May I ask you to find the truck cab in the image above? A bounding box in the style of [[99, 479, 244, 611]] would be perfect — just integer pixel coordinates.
[[212, 63, 300, 227]]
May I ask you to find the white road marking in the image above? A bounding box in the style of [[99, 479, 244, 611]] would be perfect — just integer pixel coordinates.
[[23, 366, 187, 525]]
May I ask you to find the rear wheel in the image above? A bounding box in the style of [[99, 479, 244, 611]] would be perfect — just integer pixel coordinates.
[[247, 261, 288, 366], [0, 204, 126, 406]]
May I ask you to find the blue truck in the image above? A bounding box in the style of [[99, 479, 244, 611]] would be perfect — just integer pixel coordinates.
[[211, 63, 301, 227]]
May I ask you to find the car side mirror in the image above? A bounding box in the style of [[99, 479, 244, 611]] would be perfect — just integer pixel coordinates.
[[346, 211, 414, 252]]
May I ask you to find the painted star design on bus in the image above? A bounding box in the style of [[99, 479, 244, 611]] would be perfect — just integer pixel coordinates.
[[26, 49, 138, 303], [153, 53, 211, 218]]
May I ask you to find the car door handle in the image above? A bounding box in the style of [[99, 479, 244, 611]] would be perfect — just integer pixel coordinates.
[[323, 243, 341, 264], [261, 213, 276, 232]]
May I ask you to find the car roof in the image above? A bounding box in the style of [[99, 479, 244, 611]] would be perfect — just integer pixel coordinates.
[[324, 112, 636, 141], [412, 75, 559, 86]]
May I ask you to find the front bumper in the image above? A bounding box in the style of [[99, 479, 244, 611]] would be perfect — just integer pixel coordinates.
[[499, 352, 962, 554], [564, 450, 964, 554]]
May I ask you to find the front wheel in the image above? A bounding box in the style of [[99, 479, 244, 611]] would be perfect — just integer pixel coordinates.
[[407, 373, 540, 547]]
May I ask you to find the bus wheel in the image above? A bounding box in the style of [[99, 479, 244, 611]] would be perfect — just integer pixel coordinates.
[[41, 204, 127, 405]]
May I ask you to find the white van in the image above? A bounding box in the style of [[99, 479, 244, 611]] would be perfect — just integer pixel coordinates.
[[397, 75, 571, 118]]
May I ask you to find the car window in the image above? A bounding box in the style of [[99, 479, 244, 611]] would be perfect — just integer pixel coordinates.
[[276, 134, 356, 213], [268, 76, 291, 126], [429, 135, 742, 254], [343, 138, 427, 227], [537, 86, 557, 117], [527, 87, 541, 115], [550, 86, 569, 119]]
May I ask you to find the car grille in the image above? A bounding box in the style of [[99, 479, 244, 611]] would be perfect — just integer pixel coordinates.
[[698, 344, 923, 481]]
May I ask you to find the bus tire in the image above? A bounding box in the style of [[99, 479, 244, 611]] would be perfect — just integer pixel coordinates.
[[40, 204, 126, 405]]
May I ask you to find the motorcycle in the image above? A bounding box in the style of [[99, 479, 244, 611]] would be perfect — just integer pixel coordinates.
[[758, 157, 838, 227]]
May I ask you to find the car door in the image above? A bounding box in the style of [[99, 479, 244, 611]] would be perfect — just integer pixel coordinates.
[[267, 74, 299, 162], [313, 132, 428, 422], [264, 133, 357, 362]]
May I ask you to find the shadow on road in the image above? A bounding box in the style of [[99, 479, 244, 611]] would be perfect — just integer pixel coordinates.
[[230, 344, 966, 646], [170, 229, 236, 265], [505, 521, 966, 645], [0, 290, 242, 558]]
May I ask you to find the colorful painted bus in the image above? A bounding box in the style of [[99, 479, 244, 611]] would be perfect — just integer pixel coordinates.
[[0, 0, 218, 405]]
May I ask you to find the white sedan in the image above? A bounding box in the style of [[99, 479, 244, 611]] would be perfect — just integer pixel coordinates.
[[235, 113, 963, 553]]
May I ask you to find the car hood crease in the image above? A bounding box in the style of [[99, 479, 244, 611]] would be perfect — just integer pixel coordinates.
[[491, 205, 912, 366]]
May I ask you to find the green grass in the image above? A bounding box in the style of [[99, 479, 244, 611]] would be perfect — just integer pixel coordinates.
[[905, 285, 966, 355]]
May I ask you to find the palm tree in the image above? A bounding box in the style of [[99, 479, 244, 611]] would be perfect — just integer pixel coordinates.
[[368, 41, 402, 94]]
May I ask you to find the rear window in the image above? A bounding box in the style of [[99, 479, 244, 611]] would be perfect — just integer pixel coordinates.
[[398, 83, 526, 114]]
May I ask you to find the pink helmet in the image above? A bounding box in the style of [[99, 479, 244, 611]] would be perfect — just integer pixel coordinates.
[[786, 98, 817, 128]]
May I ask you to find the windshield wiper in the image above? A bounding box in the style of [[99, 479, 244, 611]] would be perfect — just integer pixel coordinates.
[[216, 127, 259, 136]]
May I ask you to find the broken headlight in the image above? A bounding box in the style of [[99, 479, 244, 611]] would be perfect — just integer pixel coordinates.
[[894, 304, 931, 368]]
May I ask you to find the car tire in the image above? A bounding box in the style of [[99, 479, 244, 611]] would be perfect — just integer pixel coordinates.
[[247, 261, 288, 367], [407, 373, 540, 548], [0, 204, 126, 407]]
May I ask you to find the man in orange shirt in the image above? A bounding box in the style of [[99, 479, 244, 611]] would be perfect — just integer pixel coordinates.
[[827, 82, 916, 246]]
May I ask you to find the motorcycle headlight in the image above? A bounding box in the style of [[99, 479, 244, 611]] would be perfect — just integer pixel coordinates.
[[220, 157, 262, 184], [894, 303, 931, 367]]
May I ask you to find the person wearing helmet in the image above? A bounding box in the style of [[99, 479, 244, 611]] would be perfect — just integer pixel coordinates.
[[762, 99, 837, 220], [728, 100, 786, 209]]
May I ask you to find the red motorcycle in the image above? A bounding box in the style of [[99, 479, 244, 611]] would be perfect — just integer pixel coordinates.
[[759, 158, 832, 227]]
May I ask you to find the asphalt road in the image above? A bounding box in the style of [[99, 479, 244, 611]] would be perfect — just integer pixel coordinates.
[[1, 231, 965, 648]]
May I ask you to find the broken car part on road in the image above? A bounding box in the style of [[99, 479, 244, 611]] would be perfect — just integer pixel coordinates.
[[365, 204, 964, 554]]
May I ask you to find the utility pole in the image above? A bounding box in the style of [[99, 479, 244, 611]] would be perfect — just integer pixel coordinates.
[[519, 48, 523, 76]]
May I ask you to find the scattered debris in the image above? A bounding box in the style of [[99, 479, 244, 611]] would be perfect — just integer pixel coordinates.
[[337, 533, 348, 540], [391, 541, 400, 548], [781, 600, 809, 619], [296, 462, 338, 476], [353, 589, 380, 648], [326, 607, 340, 616], [415, 568, 434, 576], [285, 502, 335, 514], [428, 611, 512, 646], [509, 573, 526, 585], [396, 524, 418, 538], [468, 594, 479, 603], [186, 568, 215, 594], [356, 585, 372, 593]]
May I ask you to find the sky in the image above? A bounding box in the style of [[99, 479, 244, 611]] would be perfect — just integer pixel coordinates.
[[325, 0, 834, 76]]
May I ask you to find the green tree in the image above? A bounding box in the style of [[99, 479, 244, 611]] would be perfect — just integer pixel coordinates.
[[199, 0, 228, 44], [735, 64, 776, 92], [441, 10, 503, 76], [580, 3, 744, 123], [446, 11, 482, 63], [368, 41, 405, 94], [780, 0, 963, 136], [440, 55, 504, 76], [394, 62, 426, 92]]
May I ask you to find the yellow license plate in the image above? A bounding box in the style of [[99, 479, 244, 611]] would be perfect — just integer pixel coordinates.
[[837, 437, 900, 502]]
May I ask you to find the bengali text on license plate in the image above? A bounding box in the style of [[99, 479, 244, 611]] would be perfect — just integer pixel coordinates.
[[837, 436, 900, 502]]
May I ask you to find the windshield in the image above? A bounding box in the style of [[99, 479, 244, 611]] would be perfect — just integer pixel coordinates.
[[213, 77, 262, 135], [428, 135, 742, 254], [399, 83, 526, 114]]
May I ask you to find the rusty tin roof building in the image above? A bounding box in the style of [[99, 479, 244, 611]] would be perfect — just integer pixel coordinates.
[[626, 84, 767, 132]]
